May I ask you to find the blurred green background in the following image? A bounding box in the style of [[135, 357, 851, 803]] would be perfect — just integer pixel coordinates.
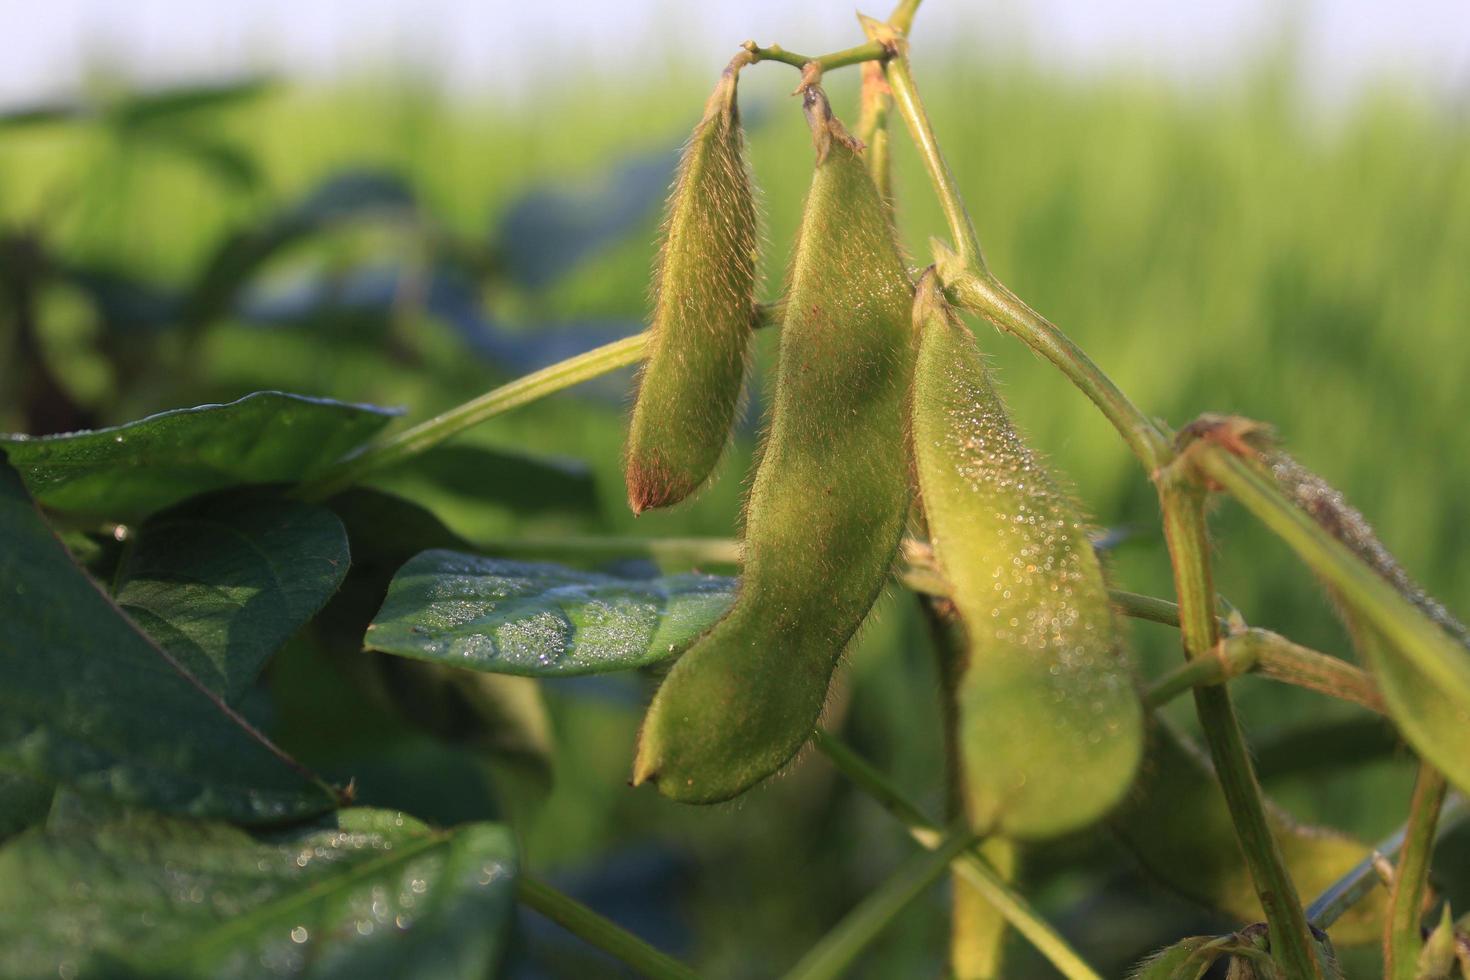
[[3, 16, 1468, 977]]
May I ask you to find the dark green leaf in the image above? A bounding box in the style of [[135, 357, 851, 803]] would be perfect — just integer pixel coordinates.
[[106, 76, 278, 128], [184, 169, 417, 326], [366, 550, 734, 676], [114, 491, 351, 701], [0, 771, 53, 843], [0, 798, 517, 980], [1, 391, 398, 519], [0, 456, 336, 823]]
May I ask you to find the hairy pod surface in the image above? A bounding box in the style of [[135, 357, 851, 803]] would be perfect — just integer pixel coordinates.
[[909, 275, 1143, 839], [632, 86, 914, 803], [624, 67, 758, 513]]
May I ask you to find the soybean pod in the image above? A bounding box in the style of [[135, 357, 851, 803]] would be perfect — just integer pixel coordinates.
[[909, 274, 1144, 839], [633, 85, 914, 803], [625, 62, 759, 514]]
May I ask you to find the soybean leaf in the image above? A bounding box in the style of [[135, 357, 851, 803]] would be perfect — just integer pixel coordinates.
[[0, 771, 53, 844], [311, 491, 553, 817], [185, 169, 417, 326], [114, 491, 351, 701], [0, 391, 399, 519], [0, 798, 517, 980], [495, 146, 676, 289], [366, 550, 734, 676], [0, 456, 336, 823], [106, 76, 277, 129], [1111, 721, 1385, 945]]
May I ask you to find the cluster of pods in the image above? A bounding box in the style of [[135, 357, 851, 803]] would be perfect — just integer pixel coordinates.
[[623, 65, 1144, 843]]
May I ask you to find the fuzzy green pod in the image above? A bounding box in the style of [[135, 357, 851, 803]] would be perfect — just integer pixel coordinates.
[[624, 65, 758, 514], [909, 274, 1144, 839], [632, 86, 914, 803]]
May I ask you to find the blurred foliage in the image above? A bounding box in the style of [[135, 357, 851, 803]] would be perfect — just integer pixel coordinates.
[[2, 40, 1468, 978]]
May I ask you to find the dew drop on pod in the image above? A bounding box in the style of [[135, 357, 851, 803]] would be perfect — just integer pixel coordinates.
[[909, 272, 1144, 839]]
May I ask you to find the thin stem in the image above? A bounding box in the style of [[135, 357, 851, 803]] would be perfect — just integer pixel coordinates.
[[1242, 629, 1386, 715], [295, 332, 648, 501], [517, 875, 700, 980], [878, 56, 984, 269], [1308, 794, 1466, 930], [741, 40, 888, 73], [1143, 628, 1384, 715], [1157, 477, 1322, 979], [812, 730, 1104, 980], [1111, 589, 1185, 628], [782, 827, 976, 980], [856, 61, 895, 209], [877, 53, 1170, 472], [1384, 764, 1449, 979], [1145, 639, 1255, 708], [1193, 446, 1470, 709]]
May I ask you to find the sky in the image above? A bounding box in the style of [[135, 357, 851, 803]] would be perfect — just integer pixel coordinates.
[[2, 1, 1468, 109]]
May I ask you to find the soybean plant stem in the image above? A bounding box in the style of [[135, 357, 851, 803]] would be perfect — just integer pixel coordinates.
[[812, 730, 1104, 980], [1383, 763, 1449, 979], [517, 876, 700, 980], [878, 53, 1171, 474], [741, 40, 888, 73], [1144, 628, 1385, 715], [1308, 794, 1466, 930], [783, 827, 976, 980], [1157, 479, 1322, 980], [296, 332, 647, 500]]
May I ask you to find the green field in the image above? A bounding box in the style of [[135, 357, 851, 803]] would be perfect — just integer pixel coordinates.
[[3, 44, 1467, 976]]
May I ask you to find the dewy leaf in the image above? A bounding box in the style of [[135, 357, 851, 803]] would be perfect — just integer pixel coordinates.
[[0, 800, 517, 980], [633, 85, 915, 804], [1112, 721, 1385, 946], [114, 491, 351, 701], [625, 65, 758, 513], [1, 391, 399, 519], [366, 550, 735, 677], [0, 456, 336, 823], [909, 275, 1143, 839]]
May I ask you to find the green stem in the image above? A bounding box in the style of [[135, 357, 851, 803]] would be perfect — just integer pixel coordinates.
[[877, 56, 983, 270], [1307, 794, 1466, 930], [741, 40, 888, 73], [295, 332, 648, 501], [1383, 764, 1449, 979], [517, 875, 701, 980], [782, 827, 976, 980], [1144, 628, 1384, 715], [1157, 477, 1322, 980], [812, 730, 1104, 980], [877, 53, 1170, 473], [1193, 446, 1470, 710]]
